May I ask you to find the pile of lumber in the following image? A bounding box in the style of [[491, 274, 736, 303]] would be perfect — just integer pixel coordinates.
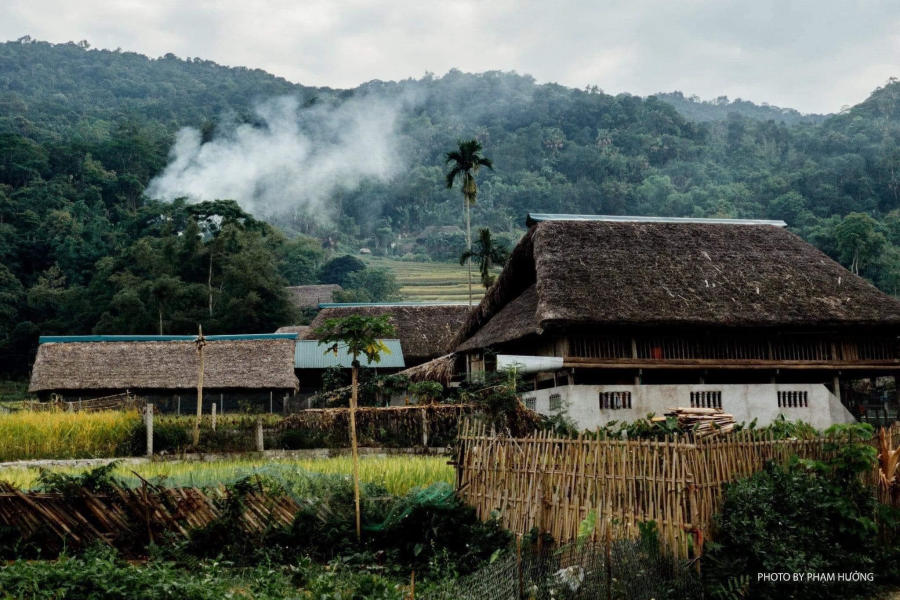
[[664, 407, 735, 437]]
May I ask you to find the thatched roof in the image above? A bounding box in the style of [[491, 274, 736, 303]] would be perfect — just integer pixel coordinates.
[[455, 217, 900, 351], [285, 284, 342, 309], [275, 325, 310, 336], [303, 303, 472, 364], [29, 339, 299, 392], [396, 353, 457, 385]]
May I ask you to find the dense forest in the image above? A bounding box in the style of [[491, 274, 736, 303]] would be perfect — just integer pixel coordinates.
[[2, 38, 900, 375]]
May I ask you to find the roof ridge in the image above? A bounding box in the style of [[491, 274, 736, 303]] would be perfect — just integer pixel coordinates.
[[525, 213, 787, 227]]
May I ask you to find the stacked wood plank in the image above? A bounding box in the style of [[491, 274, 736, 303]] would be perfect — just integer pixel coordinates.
[[663, 407, 736, 437]]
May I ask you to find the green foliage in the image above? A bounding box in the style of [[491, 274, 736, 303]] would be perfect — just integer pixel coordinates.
[[318, 254, 366, 286], [459, 227, 510, 288], [334, 267, 401, 302], [407, 381, 443, 404], [314, 314, 397, 367], [704, 431, 889, 599]]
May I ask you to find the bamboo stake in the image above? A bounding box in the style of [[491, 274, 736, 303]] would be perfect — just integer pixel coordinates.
[[193, 325, 205, 447]]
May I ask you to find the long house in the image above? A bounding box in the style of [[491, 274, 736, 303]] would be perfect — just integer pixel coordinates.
[[28, 334, 299, 413], [449, 214, 900, 429]]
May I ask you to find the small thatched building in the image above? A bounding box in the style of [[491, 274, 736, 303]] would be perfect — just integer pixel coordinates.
[[28, 334, 299, 413], [303, 303, 472, 366], [285, 285, 342, 310], [451, 214, 900, 429]]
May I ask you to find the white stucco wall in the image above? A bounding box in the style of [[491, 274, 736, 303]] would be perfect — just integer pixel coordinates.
[[522, 383, 855, 430]]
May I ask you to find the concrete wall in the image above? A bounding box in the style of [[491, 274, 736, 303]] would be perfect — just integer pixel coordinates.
[[522, 383, 855, 430]]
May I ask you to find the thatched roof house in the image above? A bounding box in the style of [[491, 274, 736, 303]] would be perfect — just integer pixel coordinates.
[[29, 335, 299, 398], [275, 325, 310, 337], [303, 303, 471, 365], [453, 214, 900, 352], [285, 285, 342, 310]]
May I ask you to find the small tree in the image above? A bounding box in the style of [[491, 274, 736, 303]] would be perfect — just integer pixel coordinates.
[[459, 228, 509, 288], [314, 314, 396, 539]]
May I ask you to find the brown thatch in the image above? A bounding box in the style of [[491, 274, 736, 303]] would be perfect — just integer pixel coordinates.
[[285, 284, 342, 309], [28, 339, 298, 393], [454, 219, 900, 350], [275, 325, 310, 337], [304, 304, 472, 364], [396, 353, 458, 385]]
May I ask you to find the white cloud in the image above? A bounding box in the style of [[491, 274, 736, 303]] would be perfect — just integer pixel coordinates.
[[2, 0, 899, 113]]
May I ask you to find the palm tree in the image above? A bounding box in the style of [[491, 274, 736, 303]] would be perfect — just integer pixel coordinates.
[[459, 228, 509, 288], [445, 139, 493, 305], [314, 314, 396, 540]]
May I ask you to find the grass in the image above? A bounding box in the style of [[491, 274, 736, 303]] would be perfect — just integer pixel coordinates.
[[0, 410, 141, 461], [0, 455, 454, 495]]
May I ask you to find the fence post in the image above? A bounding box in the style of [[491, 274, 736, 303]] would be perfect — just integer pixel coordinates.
[[256, 419, 264, 452], [421, 407, 429, 448], [269, 391, 273, 414], [145, 403, 154, 457], [211, 402, 217, 431], [219, 393, 224, 416], [176, 395, 181, 415], [283, 394, 288, 414]]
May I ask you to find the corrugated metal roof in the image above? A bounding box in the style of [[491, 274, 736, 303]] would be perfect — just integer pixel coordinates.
[[39, 334, 298, 344], [295, 339, 405, 369], [525, 213, 787, 227]]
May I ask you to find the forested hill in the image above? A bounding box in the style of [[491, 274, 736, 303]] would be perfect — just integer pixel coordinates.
[[2, 38, 900, 376], [654, 91, 826, 125]]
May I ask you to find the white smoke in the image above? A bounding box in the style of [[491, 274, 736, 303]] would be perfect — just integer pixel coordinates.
[[146, 94, 403, 220]]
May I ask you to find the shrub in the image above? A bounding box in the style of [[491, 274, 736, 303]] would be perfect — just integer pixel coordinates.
[[704, 425, 887, 599]]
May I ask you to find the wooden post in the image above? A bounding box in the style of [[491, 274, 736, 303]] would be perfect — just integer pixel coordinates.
[[833, 374, 841, 403], [176, 395, 181, 415], [269, 391, 273, 414], [255, 419, 264, 452], [193, 325, 206, 447], [350, 362, 362, 540], [211, 402, 217, 431], [219, 393, 224, 416], [421, 407, 429, 448], [283, 394, 288, 414], [145, 403, 154, 457]]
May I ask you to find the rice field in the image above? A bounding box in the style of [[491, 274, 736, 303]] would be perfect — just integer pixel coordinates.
[[363, 256, 491, 302], [0, 410, 140, 461], [0, 455, 454, 496]]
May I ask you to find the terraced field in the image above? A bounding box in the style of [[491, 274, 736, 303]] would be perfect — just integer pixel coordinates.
[[364, 256, 496, 303]]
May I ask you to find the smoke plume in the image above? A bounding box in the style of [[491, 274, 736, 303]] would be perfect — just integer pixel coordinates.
[[146, 94, 402, 220]]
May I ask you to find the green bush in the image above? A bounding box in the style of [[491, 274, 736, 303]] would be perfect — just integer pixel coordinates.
[[704, 424, 890, 600]]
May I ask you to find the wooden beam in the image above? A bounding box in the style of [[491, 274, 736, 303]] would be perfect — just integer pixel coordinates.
[[562, 357, 900, 371]]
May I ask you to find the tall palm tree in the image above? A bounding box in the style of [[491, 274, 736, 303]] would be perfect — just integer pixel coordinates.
[[460, 228, 509, 289], [445, 139, 493, 305], [314, 314, 395, 540]]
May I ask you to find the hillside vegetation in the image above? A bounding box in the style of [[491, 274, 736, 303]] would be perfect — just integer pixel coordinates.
[[2, 39, 900, 376]]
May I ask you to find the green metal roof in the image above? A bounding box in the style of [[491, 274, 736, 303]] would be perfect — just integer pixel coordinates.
[[39, 334, 298, 344], [525, 213, 787, 227], [295, 339, 405, 369]]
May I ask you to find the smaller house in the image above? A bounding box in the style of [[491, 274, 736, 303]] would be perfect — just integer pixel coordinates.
[[303, 303, 472, 366], [285, 285, 343, 310], [28, 334, 299, 413], [294, 339, 405, 399]]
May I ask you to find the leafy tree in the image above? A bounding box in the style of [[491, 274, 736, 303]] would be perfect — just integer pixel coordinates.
[[318, 255, 366, 286], [459, 227, 509, 288], [334, 268, 401, 302], [445, 139, 493, 305], [313, 314, 396, 540]]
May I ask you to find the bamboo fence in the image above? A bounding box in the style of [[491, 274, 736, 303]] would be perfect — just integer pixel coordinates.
[[24, 392, 144, 413], [455, 421, 900, 560], [0, 480, 298, 548]]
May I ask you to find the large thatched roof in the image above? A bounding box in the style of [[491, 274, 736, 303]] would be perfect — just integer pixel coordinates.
[[455, 216, 900, 351], [29, 339, 299, 392], [285, 285, 342, 309], [303, 303, 472, 364]]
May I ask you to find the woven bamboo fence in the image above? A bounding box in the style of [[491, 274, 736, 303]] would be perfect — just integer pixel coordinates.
[[0, 480, 299, 549], [455, 421, 900, 560], [24, 392, 144, 413]]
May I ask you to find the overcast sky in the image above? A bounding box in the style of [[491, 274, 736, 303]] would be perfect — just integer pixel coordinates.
[[4, 0, 899, 114]]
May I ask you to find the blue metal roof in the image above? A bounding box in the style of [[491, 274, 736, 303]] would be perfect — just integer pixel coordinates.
[[295, 339, 405, 369], [318, 302, 469, 309], [39, 334, 298, 344], [525, 213, 787, 227]]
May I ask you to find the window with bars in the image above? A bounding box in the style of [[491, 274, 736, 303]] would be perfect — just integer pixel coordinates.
[[690, 390, 722, 409], [523, 397, 536, 411], [777, 390, 809, 408], [599, 391, 632, 410], [549, 394, 562, 411]]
